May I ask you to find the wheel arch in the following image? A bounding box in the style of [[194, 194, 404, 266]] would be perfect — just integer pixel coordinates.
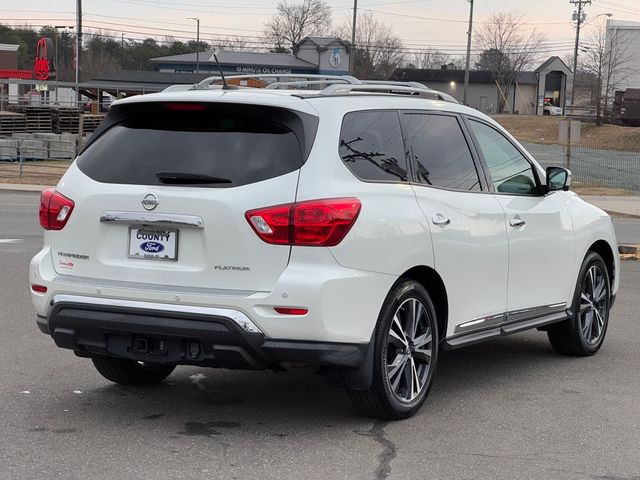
[[587, 239, 616, 286], [400, 266, 448, 341]]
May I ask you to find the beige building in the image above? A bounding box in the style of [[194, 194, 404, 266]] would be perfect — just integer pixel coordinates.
[[606, 20, 640, 91], [392, 57, 573, 116]]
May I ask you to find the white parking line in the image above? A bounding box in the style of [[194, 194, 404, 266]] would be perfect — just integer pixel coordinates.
[[0, 239, 23, 244]]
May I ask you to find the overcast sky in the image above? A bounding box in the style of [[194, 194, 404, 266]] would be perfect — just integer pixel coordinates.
[[3, 0, 640, 58]]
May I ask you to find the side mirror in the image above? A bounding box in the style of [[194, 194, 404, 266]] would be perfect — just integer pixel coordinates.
[[546, 166, 572, 192]]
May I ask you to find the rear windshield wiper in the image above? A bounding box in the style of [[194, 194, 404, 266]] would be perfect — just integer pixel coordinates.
[[155, 172, 232, 185]]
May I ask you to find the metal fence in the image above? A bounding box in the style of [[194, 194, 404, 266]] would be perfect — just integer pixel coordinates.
[[0, 134, 78, 184], [521, 142, 640, 194]]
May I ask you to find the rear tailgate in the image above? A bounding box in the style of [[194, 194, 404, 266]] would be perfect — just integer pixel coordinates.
[[48, 100, 318, 293]]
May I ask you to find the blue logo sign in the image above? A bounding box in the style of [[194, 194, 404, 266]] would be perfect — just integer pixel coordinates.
[[141, 241, 165, 253]]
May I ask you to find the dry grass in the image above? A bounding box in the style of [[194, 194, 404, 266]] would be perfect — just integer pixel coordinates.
[[492, 115, 640, 151], [0, 160, 71, 186]]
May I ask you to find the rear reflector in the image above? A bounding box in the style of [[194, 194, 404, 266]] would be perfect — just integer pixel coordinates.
[[39, 188, 75, 231], [246, 198, 361, 247], [31, 284, 47, 293], [274, 307, 308, 316]]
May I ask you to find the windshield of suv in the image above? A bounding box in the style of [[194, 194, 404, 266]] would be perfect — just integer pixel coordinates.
[[77, 102, 316, 188]]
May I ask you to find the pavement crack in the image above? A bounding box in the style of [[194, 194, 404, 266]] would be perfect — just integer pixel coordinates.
[[363, 420, 397, 480]]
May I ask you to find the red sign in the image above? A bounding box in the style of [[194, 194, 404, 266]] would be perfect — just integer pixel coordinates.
[[34, 37, 55, 81]]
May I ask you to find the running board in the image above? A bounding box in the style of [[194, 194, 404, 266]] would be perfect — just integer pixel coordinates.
[[443, 310, 570, 350]]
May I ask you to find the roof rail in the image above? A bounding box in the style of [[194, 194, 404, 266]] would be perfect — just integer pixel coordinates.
[[194, 73, 362, 90], [266, 78, 360, 90], [319, 84, 459, 103], [359, 80, 429, 90]]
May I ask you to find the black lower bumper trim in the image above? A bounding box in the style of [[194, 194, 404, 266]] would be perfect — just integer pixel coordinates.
[[39, 301, 368, 371]]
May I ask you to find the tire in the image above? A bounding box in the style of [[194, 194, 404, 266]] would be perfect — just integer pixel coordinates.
[[543, 110, 551, 116], [92, 356, 176, 386], [347, 279, 439, 420], [547, 252, 611, 356]]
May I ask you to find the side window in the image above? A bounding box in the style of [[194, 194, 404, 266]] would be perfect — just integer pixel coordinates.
[[339, 111, 408, 182], [402, 114, 481, 191], [469, 120, 539, 195]]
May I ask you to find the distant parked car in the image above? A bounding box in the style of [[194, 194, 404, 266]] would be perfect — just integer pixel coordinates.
[[544, 102, 563, 116]]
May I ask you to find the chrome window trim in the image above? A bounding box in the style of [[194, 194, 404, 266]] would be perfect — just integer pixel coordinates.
[[100, 211, 204, 229], [51, 294, 263, 334]]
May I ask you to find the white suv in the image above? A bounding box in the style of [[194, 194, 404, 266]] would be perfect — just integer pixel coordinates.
[[30, 78, 619, 420]]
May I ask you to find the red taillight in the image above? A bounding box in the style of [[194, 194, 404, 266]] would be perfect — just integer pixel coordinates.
[[246, 198, 361, 247], [31, 284, 47, 293], [274, 307, 308, 316], [39, 188, 75, 231]]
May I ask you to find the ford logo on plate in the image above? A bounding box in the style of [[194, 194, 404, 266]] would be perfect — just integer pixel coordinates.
[[141, 241, 165, 253]]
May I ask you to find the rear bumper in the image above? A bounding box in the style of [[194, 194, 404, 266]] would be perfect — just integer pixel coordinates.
[[39, 295, 368, 371]]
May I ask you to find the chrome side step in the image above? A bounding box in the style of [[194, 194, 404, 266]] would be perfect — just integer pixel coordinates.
[[444, 308, 570, 350]]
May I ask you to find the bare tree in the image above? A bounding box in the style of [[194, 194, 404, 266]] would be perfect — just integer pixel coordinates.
[[264, 0, 331, 53], [337, 11, 404, 79], [212, 36, 255, 52], [407, 49, 450, 70], [582, 19, 636, 125], [475, 11, 546, 113]]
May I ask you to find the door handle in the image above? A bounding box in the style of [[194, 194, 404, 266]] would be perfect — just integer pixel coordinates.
[[432, 213, 451, 226], [509, 216, 526, 228]]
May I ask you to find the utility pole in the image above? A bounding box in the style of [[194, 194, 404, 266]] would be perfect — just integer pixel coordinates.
[[569, 0, 591, 110], [351, 0, 358, 75], [187, 17, 200, 74], [463, 0, 474, 105], [75, 0, 82, 105]]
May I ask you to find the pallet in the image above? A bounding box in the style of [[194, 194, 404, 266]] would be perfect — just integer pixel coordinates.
[[79, 114, 105, 135], [53, 107, 82, 134], [0, 112, 27, 135]]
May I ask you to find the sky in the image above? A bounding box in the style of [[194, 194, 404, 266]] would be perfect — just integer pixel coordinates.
[[3, 0, 640, 60]]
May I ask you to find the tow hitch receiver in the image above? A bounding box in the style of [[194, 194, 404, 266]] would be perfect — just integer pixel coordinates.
[[129, 336, 167, 355]]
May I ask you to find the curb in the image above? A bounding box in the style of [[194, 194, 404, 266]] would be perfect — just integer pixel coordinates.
[[0, 184, 53, 192], [605, 210, 640, 220], [619, 244, 640, 261]]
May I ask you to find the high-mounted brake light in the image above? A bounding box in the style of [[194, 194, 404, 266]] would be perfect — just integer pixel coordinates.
[[245, 198, 361, 247], [163, 103, 206, 111], [39, 188, 75, 231]]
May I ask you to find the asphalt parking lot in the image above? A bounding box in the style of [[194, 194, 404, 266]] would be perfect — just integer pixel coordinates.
[[1, 190, 640, 480]]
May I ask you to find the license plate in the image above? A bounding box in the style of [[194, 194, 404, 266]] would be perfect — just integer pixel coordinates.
[[128, 227, 178, 261]]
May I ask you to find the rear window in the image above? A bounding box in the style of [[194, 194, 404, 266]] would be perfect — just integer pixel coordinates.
[[339, 110, 408, 182], [77, 102, 317, 188]]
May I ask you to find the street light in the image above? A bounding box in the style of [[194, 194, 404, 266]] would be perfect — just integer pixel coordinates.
[[54, 25, 74, 104], [569, 4, 612, 110], [186, 17, 200, 74]]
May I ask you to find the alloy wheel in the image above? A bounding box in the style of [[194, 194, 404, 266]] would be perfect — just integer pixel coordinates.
[[385, 298, 433, 403], [579, 265, 608, 345]]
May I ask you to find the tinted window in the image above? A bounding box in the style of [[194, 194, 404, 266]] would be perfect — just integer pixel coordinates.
[[339, 111, 408, 182], [403, 114, 481, 191], [469, 120, 539, 195], [77, 103, 313, 188]]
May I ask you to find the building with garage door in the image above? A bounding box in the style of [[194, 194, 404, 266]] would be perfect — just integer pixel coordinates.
[[391, 56, 573, 116]]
